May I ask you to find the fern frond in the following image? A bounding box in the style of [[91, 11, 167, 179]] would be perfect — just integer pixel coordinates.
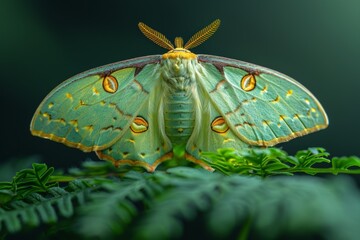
[[0, 180, 91, 234], [138, 22, 174, 50], [134, 168, 220, 239], [132, 167, 360, 240], [74, 171, 162, 238], [331, 156, 360, 173], [1, 148, 360, 239], [0, 163, 58, 203], [184, 19, 220, 50], [203, 147, 360, 176]]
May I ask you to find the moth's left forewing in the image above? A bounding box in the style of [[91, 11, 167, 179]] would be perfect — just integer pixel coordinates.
[[197, 55, 328, 146], [30, 55, 163, 151]]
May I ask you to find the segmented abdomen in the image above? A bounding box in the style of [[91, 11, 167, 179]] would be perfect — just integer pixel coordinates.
[[164, 91, 194, 145]]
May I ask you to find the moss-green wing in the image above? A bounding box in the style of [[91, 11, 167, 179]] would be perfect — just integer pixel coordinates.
[[30, 56, 164, 153], [193, 55, 328, 148]]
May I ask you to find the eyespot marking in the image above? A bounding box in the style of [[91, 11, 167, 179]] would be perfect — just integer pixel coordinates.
[[211, 116, 229, 133], [103, 75, 118, 93], [130, 116, 149, 133], [241, 74, 256, 91]]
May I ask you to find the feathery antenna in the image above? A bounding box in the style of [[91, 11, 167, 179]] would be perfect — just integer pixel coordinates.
[[138, 22, 174, 50], [138, 19, 221, 51], [184, 19, 221, 50]]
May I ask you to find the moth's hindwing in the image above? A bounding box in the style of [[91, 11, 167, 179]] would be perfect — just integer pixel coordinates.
[[96, 72, 173, 171], [186, 94, 248, 158]]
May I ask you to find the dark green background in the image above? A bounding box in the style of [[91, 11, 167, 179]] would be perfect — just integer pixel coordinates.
[[1, 0, 359, 167]]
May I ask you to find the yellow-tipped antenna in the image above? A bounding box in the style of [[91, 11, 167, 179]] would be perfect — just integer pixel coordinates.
[[184, 19, 221, 50], [138, 22, 174, 50]]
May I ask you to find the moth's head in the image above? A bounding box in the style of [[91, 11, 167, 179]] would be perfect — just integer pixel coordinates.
[[138, 19, 220, 60]]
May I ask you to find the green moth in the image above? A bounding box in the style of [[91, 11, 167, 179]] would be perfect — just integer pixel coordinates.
[[30, 19, 328, 172]]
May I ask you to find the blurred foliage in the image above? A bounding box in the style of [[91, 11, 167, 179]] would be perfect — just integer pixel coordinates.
[[0, 148, 360, 240]]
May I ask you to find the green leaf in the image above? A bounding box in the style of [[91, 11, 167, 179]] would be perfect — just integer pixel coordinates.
[[293, 147, 330, 168], [332, 156, 360, 173], [0, 163, 58, 204]]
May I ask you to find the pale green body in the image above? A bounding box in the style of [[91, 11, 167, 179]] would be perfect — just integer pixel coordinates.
[[164, 91, 194, 145], [31, 54, 328, 171]]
